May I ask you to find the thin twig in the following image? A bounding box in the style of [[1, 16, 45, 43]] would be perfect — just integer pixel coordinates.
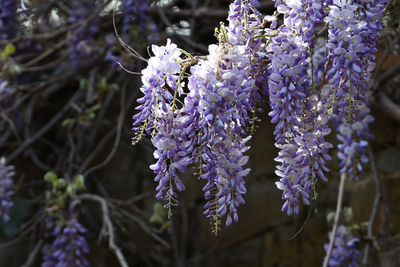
[[119, 209, 171, 249], [86, 88, 115, 151], [112, 0, 148, 62], [0, 26, 71, 45], [180, 205, 188, 267], [288, 207, 312, 240], [23, 2, 110, 67], [170, 217, 184, 267], [148, 3, 275, 21], [24, 99, 53, 171], [81, 82, 137, 176], [77, 193, 129, 267], [377, 61, 400, 83], [0, 211, 44, 249], [362, 145, 382, 265], [82, 85, 127, 176], [310, 25, 328, 42], [21, 239, 43, 267], [78, 128, 116, 174], [375, 93, 400, 123], [323, 172, 347, 267], [156, 7, 208, 52], [7, 91, 81, 163]]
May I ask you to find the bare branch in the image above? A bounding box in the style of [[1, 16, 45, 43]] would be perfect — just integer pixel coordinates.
[[7, 91, 81, 163], [77, 193, 129, 267], [156, 7, 208, 52], [21, 239, 43, 267], [375, 93, 400, 123], [148, 3, 275, 21], [323, 172, 347, 267], [80, 82, 138, 176], [119, 209, 171, 249], [378, 62, 400, 83], [22, 1, 111, 67], [362, 145, 383, 265], [112, 0, 148, 63]]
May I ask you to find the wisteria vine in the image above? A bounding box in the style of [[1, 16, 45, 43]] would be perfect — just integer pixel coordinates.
[[132, 0, 388, 234]]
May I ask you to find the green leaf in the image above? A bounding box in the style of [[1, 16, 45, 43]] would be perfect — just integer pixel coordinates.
[[88, 104, 101, 113], [88, 112, 96, 119], [154, 202, 165, 215], [149, 214, 163, 224], [9, 64, 21, 75], [57, 178, 67, 188], [44, 171, 58, 183], [327, 211, 335, 223], [5, 43, 16, 56], [149, 202, 167, 224], [66, 184, 76, 196], [109, 83, 119, 91], [61, 118, 76, 127], [361, 221, 369, 229], [57, 195, 67, 209], [74, 175, 85, 190], [80, 78, 88, 89], [161, 221, 171, 231], [100, 76, 107, 86], [344, 207, 353, 223]]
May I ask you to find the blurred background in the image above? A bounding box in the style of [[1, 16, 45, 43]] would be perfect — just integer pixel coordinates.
[[0, 0, 400, 266]]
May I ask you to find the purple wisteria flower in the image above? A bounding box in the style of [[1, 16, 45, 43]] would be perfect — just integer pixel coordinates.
[[185, 20, 258, 227], [68, 0, 99, 65], [121, 0, 150, 34], [226, 0, 266, 104], [268, 0, 386, 215], [267, 32, 309, 144], [132, 38, 182, 142], [268, 0, 333, 215], [131, 0, 389, 231], [150, 105, 191, 213], [0, 157, 15, 223], [132, 39, 190, 214], [176, 40, 255, 228], [0, 0, 18, 41], [42, 219, 90, 267], [133, 0, 265, 230], [325, 0, 387, 179], [189, 43, 254, 225], [277, 0, 328, 42], [201, 135, 250, 228], [324, 225, 360, 267]]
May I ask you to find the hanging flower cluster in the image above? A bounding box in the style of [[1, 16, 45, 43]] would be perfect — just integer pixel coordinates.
[[42, 218, 90, 267], [324, 225, 360, 267], [267, 0, 335, 216], [121, 0, 150, 34], [68, 0, 99, 65], [0, 0, 18, 41], [133, 0, 264, 232], [132, 0, 388, 232], [0, 157, 15, 223], [325, 0, 387, 180]]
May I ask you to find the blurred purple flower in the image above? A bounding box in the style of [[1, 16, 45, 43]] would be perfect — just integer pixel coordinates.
[[0, 157, 14, 223], [42, 219, 90, 267]]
